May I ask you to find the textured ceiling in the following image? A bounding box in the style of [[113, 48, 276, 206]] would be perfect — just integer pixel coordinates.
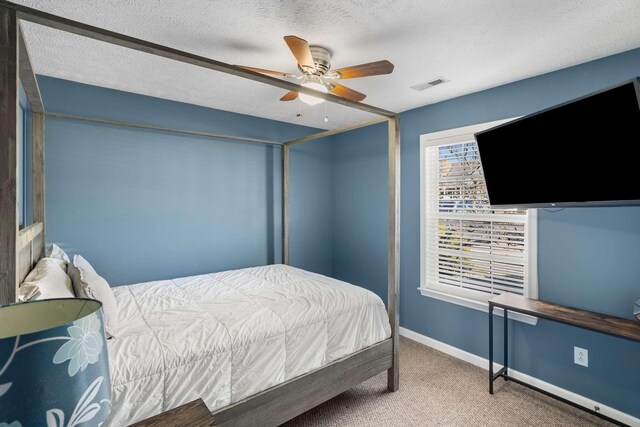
[[14, 0, 640, 130]]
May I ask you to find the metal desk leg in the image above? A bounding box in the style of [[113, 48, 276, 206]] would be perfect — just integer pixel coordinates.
[[489, 303, 494, 394], [504, 308, 508, 381]]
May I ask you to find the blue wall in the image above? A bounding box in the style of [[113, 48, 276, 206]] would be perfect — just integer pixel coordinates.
[[40, 76, 333, 285], [289, 139, 334, 274], [332, 122, 389, 297], [331, 48, 640, 417]]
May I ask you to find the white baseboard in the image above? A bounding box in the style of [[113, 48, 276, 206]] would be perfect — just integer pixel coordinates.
[[399, 327, 639, 427]]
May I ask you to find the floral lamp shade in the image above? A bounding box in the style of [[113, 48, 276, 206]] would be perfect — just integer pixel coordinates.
[[0, 298, 111, 427]]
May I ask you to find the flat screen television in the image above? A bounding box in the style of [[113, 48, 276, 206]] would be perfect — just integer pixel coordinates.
[[475, 78, 640, 208]]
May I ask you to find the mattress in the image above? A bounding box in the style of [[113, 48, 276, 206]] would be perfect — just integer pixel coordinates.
[[105, 264, 391, 425]]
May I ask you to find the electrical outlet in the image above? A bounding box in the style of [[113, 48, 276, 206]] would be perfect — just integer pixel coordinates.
[[574, 346, 588, 367]]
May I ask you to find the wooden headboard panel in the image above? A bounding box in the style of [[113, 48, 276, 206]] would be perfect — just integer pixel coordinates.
[[17, 222, 45, 284]]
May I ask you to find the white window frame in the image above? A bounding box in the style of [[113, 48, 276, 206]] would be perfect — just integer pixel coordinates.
[[419, 119, 538, 325]]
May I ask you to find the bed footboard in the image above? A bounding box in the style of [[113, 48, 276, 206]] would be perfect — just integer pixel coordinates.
[[211, 337, 393, 427]]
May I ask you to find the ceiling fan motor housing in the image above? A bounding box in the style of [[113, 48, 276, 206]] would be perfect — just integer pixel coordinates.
[[302, 45, 332, 76]]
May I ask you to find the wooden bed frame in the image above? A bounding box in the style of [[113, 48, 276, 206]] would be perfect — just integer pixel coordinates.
[[0, 2, 400, 425]]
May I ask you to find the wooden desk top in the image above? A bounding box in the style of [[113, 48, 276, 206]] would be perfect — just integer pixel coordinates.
[[490, 293, 640, 342]]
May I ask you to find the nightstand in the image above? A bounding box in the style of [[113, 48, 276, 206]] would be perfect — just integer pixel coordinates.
[[130, 399, 216, 426]]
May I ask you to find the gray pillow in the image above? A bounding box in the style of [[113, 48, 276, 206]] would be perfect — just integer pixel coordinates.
[[68, 255, 118, 338]]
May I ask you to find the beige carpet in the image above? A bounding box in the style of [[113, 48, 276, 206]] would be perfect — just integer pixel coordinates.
[[284, 337, 614, 427]]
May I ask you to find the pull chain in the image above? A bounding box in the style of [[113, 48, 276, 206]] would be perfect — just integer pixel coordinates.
[[324, 101, 329, 123]]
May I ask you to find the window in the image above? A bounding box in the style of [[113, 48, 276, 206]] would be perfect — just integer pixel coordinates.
[[17, 103, 26, 228], [17, 83, 32, 229], [420, 120, 537, 315]]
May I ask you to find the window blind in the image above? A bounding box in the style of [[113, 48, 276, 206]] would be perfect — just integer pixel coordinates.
[[424, 141, 530, 299]]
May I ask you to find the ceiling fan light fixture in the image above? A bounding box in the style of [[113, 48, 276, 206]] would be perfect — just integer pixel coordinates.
[[244, 35, 393, 107], [299, 82, 328, 106]]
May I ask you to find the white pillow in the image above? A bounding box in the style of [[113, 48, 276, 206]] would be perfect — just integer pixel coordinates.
[[68, 255, 118, 338], [19, 258, 75, 301], [45, 244, 71, 269]]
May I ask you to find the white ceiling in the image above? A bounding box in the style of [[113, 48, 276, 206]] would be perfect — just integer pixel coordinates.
[[15, 0, 640, 130]]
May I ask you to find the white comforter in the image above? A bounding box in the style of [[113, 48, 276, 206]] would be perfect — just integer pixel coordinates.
[[105, 264, 391, 425]]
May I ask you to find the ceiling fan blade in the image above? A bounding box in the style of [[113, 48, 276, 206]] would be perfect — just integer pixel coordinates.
[[332, 60, 394, 79], [238, 66, 295, 77], [280, 91, 299, 101], [329, 83, 366, 102], [283, 35, 315, 69]]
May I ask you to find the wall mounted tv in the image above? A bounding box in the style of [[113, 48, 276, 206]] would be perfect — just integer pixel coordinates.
[[475, 78, 640, 209]]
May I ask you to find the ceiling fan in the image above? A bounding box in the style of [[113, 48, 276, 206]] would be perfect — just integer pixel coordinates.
[[239, 35, 394, 105]]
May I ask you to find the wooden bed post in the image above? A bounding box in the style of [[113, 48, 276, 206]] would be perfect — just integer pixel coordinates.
[[282, 144, 289, 265], [387, 116, 400, 391], [0, 6, 18, 305], [283, 117, 401, 392]]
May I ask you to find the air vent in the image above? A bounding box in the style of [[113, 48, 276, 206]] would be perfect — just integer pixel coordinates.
[[410, 77, 449, 91]]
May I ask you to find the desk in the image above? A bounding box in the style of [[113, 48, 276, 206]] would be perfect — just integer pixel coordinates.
[[488, 293, 640, 427]]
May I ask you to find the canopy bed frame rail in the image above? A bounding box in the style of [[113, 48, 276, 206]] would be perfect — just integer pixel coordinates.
[[0, 1, 401, 424]]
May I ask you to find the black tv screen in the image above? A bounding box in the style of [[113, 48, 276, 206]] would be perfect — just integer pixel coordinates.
[[475, 78, 640, 208]]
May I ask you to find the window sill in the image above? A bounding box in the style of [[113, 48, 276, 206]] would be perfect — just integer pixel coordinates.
[[418, 287, 539, 326]]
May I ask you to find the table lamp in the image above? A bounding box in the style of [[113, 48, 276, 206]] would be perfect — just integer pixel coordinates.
[[0, 298, 111, 426]]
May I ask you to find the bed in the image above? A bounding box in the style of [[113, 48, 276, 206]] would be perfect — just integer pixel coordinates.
[[1, 3, 400, 426], [106, 264, 391, 425]]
